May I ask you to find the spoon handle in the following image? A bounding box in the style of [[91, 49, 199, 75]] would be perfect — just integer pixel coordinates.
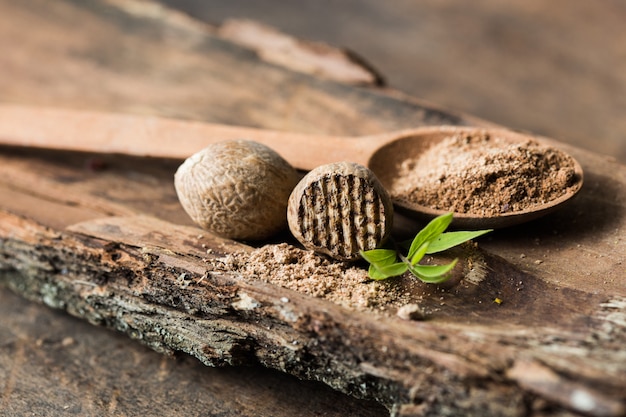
[[0, 104, 373, 170]]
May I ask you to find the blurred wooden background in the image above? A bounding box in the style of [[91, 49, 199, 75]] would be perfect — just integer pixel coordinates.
[[1, 1, 625, 416], [157, 0, 626, 163]]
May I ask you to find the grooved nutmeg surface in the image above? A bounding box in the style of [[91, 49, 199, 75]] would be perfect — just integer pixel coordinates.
[[287, 162, 393, 261], [174, 140, 300, 240]]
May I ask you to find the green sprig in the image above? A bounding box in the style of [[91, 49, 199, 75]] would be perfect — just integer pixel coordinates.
[[360, 213, 491, 283]]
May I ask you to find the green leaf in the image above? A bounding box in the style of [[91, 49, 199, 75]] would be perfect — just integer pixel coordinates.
[[426, 230, 492, 254], [407, 213, 453, 259], [409, 259, 458, 283], [379, 262, 408, 276], [410, 241, 430, 265], [360, 249, 397, 266], [368, 262, 408, 280], [368, 263, 388, 280], [361, 249, 407, 280], [361, 213, 490, 284]]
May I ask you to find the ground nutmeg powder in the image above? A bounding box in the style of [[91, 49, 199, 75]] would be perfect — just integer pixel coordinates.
[[390, 132, 578, 216]]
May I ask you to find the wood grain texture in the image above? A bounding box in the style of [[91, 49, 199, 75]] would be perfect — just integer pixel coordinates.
[[157, 0, 626, 163], [1, 143, 625, 416], [0, 290, 386, 417], [0, 0, 470, 135], [1, 207, 625, 416], [1, 1, 625, 416]]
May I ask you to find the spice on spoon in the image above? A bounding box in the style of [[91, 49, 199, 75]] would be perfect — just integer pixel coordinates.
[[389, 132, 579, 217]]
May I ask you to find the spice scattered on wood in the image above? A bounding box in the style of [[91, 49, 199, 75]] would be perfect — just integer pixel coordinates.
[[206, 243, 426, 313], [390, 133, 579, 216], [204, 242, 487, 316]]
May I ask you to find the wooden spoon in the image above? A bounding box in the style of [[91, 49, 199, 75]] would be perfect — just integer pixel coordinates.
[[0, 104, 583, 229]]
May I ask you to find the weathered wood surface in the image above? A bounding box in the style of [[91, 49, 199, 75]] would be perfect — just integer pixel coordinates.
[[2, 147, 625, 416], [1, 1, 625, 416], [0, 0, 475, 135], [0, 290, 386, 417], [159, 0, 626, 164]]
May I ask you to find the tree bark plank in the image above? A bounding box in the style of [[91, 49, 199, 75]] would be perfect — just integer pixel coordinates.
[[1, 194, 625, 415], [1, 0, 625, 416], [0, 291, 387, 417]]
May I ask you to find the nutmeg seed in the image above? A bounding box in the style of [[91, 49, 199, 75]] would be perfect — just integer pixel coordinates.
[[174, 140, 300, 240], [287, 162, 393, 261]]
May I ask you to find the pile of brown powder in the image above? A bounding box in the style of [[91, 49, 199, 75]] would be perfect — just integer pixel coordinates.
[[390, 133, 578, 216], [207, 243, 423, 313]]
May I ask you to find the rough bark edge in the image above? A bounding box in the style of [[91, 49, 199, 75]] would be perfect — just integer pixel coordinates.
[[1, 212, 624, 417]]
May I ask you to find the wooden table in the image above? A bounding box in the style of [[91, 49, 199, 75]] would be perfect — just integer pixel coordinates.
[[157, 0, 626, 165], [1, 1, 624, 416]]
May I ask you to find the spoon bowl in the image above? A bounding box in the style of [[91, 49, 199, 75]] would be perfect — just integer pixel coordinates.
[[0, 105, 584, 229], [366, 126, 584, 229]]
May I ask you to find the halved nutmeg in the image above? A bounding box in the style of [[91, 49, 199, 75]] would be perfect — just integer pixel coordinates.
[[174, 140, 301, 240], [287, 162, 393, 261]]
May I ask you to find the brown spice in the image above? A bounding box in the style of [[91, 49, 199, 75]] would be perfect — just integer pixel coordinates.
[[206, 243, 424, 314], [390, 133, 578, 216], [206, 243, 487, 320], [287, 162, 393, 261], [174, 140, 300, 240]]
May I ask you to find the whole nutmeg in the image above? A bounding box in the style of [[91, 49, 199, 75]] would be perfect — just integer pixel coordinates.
[[287, 162, 393, 261], [174, 140, 300, 240]]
